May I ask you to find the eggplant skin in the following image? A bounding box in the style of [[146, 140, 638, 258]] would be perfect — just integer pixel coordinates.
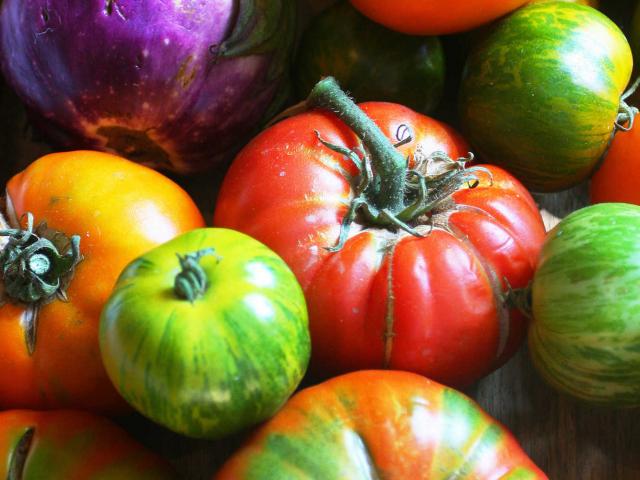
[[0, 0, 295, 173]]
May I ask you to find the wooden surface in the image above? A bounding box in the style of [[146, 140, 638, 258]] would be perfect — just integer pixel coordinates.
[[1, 0, 639, 478]]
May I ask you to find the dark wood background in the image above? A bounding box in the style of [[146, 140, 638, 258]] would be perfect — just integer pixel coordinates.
[[1, 0, 639, 478]]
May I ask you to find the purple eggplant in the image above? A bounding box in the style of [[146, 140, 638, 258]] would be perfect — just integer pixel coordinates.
[[0, 0, 295, 173]]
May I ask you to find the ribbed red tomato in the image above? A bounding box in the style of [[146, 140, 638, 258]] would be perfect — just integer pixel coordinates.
[[214, 78, 546, 386]]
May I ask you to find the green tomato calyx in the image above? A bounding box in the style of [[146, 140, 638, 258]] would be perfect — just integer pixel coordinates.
[[307, 77, 489, 251], [174, 248, 219, 303]]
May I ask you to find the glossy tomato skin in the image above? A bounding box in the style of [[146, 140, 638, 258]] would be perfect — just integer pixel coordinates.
[[216, 370, 547, 479], [590, 121, 640, 205], [529, 203, 640, 406], [460, 2, 632, 192], [0, 410, 175, 479], [0, 151, 205, 412], [349, 0, 529, 35], [214, 102, 546, 387], [100, 228, 310, 439], [294, 2, 444, 113]]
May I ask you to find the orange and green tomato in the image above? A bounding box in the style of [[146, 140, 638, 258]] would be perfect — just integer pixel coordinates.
[[0, 410, 175, 479], [0, 151, 205, 412], [295, 2, 444, 113], [216, 370, 547, 479], [460, 2, 632, 192], [100, 228, 310, 439]]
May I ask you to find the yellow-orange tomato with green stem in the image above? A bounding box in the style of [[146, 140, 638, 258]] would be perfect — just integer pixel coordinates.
[[0, 151, 205, 412]]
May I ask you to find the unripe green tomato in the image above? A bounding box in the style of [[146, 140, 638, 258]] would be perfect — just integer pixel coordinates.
[[529, 203, 640, 406], [100, 228, 310, 439], [460, 2, 632, 192]]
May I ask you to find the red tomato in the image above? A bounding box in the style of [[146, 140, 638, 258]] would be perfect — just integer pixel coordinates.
[[0, 151, 205, 412], [348, 0, 530, 35], [214, 96, 546, 386], [0, 410, 174, 479], [590, 126, 640, 204]]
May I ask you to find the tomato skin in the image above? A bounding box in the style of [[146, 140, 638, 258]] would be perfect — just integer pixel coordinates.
[[529, 203, 640, 406], [590, 124, 640, 205], [348, 0, 529, 35], [294, 2, 445, 113], [0, 410, 174, 479], [100, 228, 310, 439], [0, 151, 205, 412], [460, 2, 632, 192], [216, 370, 547, 479], [214, 102, 546, 387]]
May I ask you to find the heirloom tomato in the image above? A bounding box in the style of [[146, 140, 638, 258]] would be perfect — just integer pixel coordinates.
[[100, 228, 310, 439], [590, 123, 640, 205], [215, 78, 546, 387], [295, 2, 444, 113], [348, 0, 529, 35], [529, 203, 640, 406], [0, 151, 204, 412], [216, 370, 548, 479], [0, 410, 174, 479], [460, 2, 632, 192]]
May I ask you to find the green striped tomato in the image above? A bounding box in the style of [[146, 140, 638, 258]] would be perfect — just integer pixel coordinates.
[[216, 370, 547, 479], [0, 410, 174, 479], [99, 228, 310, 439], [460, 2, 632, 192], [529, 203, 640, 406]]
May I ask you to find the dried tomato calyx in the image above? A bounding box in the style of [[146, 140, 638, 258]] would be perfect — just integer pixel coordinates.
[[0, 213, 81, 305]]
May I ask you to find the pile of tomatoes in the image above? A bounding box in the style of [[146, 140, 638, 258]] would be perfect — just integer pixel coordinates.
[[0, 0, 638, 478]]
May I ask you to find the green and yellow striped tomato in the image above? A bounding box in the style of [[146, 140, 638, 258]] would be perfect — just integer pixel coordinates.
[[529, 203, 640, 406], [0, 410, 174, 479], [99, 228, 310, 439], [460, 2, 632, 192], [216, 370, 547, 479]]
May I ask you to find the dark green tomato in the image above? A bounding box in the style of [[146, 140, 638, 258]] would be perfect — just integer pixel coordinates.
[[460, 2, 632, 192], [99, 228, 310, 439], [294, 1, 445, 113], [529, 203, 640, 406]]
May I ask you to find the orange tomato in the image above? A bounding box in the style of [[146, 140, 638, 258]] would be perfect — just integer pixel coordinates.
[[348, 0, 530, 35], [0, 151, 204, 412], [590, 126, 640, 205]]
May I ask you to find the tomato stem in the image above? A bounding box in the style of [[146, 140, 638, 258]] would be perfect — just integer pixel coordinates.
[[174, 249, 218, 303], [307, 77, 407, 212]]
